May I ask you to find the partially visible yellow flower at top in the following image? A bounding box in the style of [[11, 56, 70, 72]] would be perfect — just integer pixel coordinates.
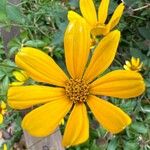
[[0, 101, 7, 124], [10, 70, 28, 86], [7, 20, 145, 147], [68, 0, 124, 36], [124, 57, 143, 72]]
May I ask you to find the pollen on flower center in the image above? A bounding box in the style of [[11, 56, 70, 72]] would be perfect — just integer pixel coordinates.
[[65, 78, 89, 103]]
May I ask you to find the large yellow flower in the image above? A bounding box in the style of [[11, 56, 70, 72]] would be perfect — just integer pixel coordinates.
[[68, 0, 124, 36], [7, 20, 145, 147]]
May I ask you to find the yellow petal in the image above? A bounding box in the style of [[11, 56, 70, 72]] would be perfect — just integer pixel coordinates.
[[0, 114, 3, 124], [107, 3, 125, 30], [12, 71, 27, 82], [91, 25, 109, 36], [87, 95, 131, 134], [83, 30, 120, 83], [90, 70, 145, 98], [138, 62, 143, 70], [68, 11, 92, 31], [22, 97, 72, 137], [15, 47, 68, 87], [3, 144, 7, 150], [63, 104, 89, 147], [1, 101, 6, 109], [131, 57, 140, 67], [68, 11, 84, 22], [64, 20, 90, 79], [136, 58, 140, 67], [80, 0, 97, 26], [7, 85, 65, 109], [123, 65, 131, 71], [125, 61, 131, 68], [9, 81, 24, 86], [21, 70, 29, 80], [98, 0, 110, 24], [131, 57, 137, 66], [1, 110, 6, 115]]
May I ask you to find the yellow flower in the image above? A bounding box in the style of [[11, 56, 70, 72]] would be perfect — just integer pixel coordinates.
[[68, 0, 124, 36], [10, 70, 28, 86], [124, 57, 143, 72], [7, 20, 145, 147], [0, 101, 7, 124], [3, 144, 7, 150]]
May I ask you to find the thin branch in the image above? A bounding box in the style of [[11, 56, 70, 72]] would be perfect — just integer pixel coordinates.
[[132, 3, 150, 12]]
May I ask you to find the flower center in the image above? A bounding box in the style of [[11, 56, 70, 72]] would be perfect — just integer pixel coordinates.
[[65, 78, 89, 103]]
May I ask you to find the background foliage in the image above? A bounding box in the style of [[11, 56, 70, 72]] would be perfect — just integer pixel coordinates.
[[0, 0, 150, 149]]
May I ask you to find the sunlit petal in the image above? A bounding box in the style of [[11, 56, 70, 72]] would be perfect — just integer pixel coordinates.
[[15, 47, 68, 87], [107, 3, 125, 30], [87, 95, 131, 133], [90, 70, 145, 98], [22, 97, 72, 137], [80, 0, 97, 26], [98, 0, 110, 24], [8, 85, 65, 109], [63, 104, 89, 147], [64, 20, 90, 79], [83, 30, 120, 83]]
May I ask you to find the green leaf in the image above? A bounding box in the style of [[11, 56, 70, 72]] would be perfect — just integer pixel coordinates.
[[130, 48, 145, 59], [1, 75, 9, 95], [0, 0, 7, 22], [24, 40, 47, 48], [130, 122, 148, 134], [123, 141, 140, 150], [0, 70, 5, 79], [138, 27, 150, 40], [108, 1, 117, 15], [107, 137, 118, 150], [6, 4, 24, 24]]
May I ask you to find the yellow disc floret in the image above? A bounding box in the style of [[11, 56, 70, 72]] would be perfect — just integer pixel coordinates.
[[65, 79, 89, 103]]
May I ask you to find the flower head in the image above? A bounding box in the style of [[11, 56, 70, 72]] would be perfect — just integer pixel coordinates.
[[68, 0, 124, 36], [0, 101, 7, 124], [10, 70, 28, 86], [124, 57, 143, 72], [7, 20, 145, 147]]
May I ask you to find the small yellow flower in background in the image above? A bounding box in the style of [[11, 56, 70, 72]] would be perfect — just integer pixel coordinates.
[[10, 70, 28, 86], [7, 20, 145, 147], [68, 0, 124, 36], [124, 57, 143, 72], [3, 144, 7, 150], [0, 101, 7, 124]]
